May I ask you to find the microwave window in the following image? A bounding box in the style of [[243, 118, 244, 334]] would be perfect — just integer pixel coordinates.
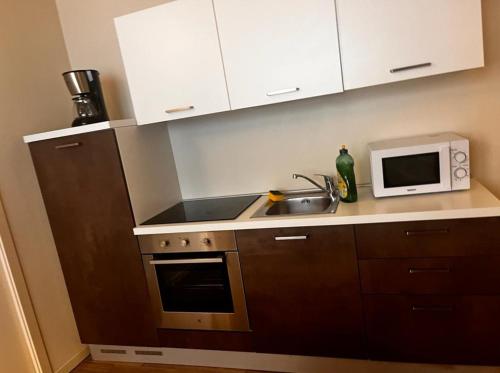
[[382, 152, 440, 188]]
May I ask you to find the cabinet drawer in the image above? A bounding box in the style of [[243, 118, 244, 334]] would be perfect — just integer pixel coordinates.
[[364, 295, 500, 364], [360, 257, 500, 295], [356, 218, 500, 259]]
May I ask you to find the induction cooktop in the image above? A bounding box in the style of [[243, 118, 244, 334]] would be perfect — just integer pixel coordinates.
[[141, 195, 260, 225]]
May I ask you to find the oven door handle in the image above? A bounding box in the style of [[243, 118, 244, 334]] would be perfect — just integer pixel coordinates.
[[149, 258, 223, 265]]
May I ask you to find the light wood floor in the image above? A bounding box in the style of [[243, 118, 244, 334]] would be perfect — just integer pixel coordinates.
[[72, 359, 274, 373]]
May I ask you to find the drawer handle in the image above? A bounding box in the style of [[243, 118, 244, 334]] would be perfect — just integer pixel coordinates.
[[405, 228, 449, 237], [274, 235, 309, 241], [165, 106, 194, 114], [390, 62, 432, 73], [411, 305, 454, 313], [55, 142, 81, 150], [409, 268, 451, 274], [267, 87, 300, 97]]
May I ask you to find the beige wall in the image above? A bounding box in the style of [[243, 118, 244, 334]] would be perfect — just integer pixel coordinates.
[[0, 263, 35, 373], [56, 0, 500, 200], [0, 0, 86, 370]]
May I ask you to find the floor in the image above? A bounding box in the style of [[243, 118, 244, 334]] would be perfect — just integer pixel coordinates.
[[72, 359, 273, 373]]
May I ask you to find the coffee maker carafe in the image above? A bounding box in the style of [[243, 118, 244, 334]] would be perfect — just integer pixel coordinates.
[[63, 70, 109, 127]]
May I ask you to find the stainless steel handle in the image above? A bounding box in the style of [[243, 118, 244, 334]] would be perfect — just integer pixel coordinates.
[[390, 62, 432, 73], [405, 228, 449, 237], [55, 142, 81, 150], [267, 87, 300, 97], [275, 235, 309, 241], [165, 106, 194, 114], [411, 305, 454, 312], [149, 258, 223, 265], [409, 268, 451, 274]]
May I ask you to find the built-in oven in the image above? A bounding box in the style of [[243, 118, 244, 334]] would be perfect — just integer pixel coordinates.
[[138, 231, 250, 331]]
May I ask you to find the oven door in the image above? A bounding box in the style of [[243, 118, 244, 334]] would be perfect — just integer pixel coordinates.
[[143, 251, 250, 331], [371, 143, 452, 197]]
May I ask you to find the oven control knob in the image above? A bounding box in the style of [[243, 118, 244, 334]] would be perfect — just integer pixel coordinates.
[[180, 239, 190, 247], [454, 151, 467, 163], [201, 238, 211, 246], [454, 167, 468, 179], [159, 240, 169, 248]]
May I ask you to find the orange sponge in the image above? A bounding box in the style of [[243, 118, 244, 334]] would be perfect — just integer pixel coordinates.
[[268, 190, 285, 202]]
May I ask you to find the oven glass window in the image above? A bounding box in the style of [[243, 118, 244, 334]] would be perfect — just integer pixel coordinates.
[[154, 254, 234, 313], [382, 152, 441, 188]]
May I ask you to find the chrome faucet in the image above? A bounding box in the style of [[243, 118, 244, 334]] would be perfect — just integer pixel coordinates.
[[292, 173, 340, 204]]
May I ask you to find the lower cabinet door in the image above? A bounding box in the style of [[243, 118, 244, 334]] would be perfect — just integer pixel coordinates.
[[236, 226, 364, 357], [364, 295, 500, 364]]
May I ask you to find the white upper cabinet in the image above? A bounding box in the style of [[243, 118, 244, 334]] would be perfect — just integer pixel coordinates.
[[336, 0, 484, 90], [213, 0, 344, 110], [115, 0, 230, 125]]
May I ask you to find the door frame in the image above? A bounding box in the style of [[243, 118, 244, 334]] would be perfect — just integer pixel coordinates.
[[0, 195, 52, 372]]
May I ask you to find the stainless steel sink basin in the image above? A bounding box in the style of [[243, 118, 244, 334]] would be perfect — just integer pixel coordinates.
[[251, 192, 339, 218]]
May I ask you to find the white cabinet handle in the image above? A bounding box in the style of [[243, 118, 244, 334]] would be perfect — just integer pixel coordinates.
[[267, 87, 300, 97], [390, 62, 432, 73], [274, 235, 309, 241], [165, 106, 195, 114]]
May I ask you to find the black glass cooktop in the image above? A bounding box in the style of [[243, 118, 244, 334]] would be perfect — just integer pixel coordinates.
[[142, 195, 260, 225]]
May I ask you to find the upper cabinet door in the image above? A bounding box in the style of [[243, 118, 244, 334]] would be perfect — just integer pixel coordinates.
[[115, 0, 230, 125], [336, 0, 484, 90], [213, 0, 344, 110]]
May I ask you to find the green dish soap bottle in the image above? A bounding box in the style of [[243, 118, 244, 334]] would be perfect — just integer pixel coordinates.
[[336, 145, 358, 203]]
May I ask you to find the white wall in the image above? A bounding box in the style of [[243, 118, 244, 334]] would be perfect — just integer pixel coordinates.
[[56, 0, 500, 200], [0, 0, 86, 370]]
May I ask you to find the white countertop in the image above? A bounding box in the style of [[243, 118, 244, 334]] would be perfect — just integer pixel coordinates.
[[133, 180, 500, 235], [23, 119, 136, 143]]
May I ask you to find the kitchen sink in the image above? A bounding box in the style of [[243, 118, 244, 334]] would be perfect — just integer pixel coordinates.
[[251, 192, 339, 218]]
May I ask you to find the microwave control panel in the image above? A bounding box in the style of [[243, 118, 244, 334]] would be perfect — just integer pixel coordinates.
[[450, 139, 470, 191]]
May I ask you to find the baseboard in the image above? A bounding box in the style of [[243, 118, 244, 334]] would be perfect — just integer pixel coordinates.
[[88, 345, 492, 373], [54, 346, 90, 373]]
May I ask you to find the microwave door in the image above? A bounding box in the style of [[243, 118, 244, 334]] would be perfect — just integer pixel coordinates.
[[372, 145, 451, 197]]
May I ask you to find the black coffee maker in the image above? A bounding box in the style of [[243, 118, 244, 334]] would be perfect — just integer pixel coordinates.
[[63, 70, 109, 127]]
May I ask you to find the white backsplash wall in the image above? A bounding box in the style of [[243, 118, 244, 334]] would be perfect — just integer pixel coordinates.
[[169, 64, 500, 199], [56, 0, 500, 200]]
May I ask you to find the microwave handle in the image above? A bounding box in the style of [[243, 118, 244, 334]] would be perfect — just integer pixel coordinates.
[[149, 258, 223, 266]]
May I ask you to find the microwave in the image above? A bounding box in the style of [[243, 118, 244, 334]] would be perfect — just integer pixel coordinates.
[[369, 133, 470, 198]]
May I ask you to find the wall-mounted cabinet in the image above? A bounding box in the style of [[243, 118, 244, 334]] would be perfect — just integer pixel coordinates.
[[115, 0, 230, 124], [213, 0, 343, 110], [115, 0, 484, 126], [336, 0, 484, 90]]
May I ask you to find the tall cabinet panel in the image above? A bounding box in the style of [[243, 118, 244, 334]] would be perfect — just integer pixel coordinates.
[[29, 130, 158, 346], [336, 0, 484, 90], [213, 0, 344, 110], [115, 0, 230, 125]]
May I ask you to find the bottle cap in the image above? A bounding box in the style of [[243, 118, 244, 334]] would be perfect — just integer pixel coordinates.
[[340, 145, 348, 154]]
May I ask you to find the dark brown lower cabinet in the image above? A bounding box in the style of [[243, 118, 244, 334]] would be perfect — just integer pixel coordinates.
[[29, 130, 157, 347], [364, 295, 500, 365], [236, 226, 364, 358], [359, 256, 500, 295]]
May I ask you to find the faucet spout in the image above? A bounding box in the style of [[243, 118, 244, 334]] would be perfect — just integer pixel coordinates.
[[292, 173, 329, 193]]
